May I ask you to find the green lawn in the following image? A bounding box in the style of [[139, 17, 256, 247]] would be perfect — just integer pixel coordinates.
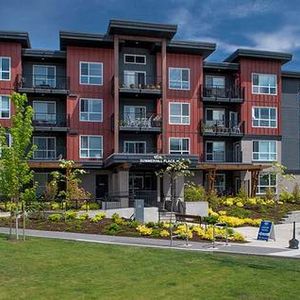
[[0, 235, 299, 300]]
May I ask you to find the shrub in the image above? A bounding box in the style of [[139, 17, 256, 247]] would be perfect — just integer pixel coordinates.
[[159, 229, 170, 237], [136, 225, 153, 236], [48, 213, 63, 222], [128, 220, 140, 228], [229, 207, 251, 218], [292, 183, 300, 203], [184, 182, 205, 201], [279, 191, 294, 203], [106, 223, 121, 235], [78, 213, 89, 221], [90, 212, 106, 223], [50, 202, 61, 210], [264, 188, 275, 201], [80, 202, 100, 210], [174, 224, 193, 239], [64, 210, 77, 220], [145, 221, 156, 228], [236, 201, 244, 208], [237, 187, 248, 203], [204, 215, 219, 225], [111, 213, 127, 225], [205, 190, 219, 210]]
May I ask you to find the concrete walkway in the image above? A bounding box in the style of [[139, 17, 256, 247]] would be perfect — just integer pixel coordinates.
[[1, 227, 299, 258]]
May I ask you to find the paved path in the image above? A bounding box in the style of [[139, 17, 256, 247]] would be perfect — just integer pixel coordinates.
[[1, 227, 299, 258]]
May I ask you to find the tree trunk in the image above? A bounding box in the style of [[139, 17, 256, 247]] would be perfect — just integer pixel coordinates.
[[15, 205, 19, 240], [22, 201, 26, 241]]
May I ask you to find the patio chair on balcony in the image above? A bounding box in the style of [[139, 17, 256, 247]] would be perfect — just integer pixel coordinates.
[[232, 122, 242, 134]]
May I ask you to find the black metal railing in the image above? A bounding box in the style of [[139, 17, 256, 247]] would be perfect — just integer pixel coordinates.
[[119, 112, 162, 129], [118, 74, 162, 91], [120, 146, 159, 155], [33, 113, 69, 127], [201, 151, 243, 163], [201, 120, 245, 135], [16, 74, 69, 90], [203, 85, 244, 100]]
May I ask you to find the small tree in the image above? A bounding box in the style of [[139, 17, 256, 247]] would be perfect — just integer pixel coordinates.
[[156, 157, 192, 245], [0, 93, 35, 240]]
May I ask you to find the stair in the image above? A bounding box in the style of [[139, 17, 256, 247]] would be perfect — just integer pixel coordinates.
[[279, 211, 300, 224], [159, 210, 176, 223]]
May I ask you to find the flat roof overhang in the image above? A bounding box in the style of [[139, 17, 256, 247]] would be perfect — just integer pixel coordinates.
[[0, 31, 30, 48], [198, 163, 270, 171], [22, 49, 66, 60], [224, 48, 292, 65], [108, 19, 177, 40], [104, 153, 199, 168], [203, 61, 239, 71]]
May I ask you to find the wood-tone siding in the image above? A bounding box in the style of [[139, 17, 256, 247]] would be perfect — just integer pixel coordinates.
[[240, 58, 282, 136], [0, 42, 22, 128], [66, 46, 114, 161]]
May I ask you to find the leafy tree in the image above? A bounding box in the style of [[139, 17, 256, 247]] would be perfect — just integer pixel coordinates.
[[184, 182, 205, 202], [0, 93, 35, 240]]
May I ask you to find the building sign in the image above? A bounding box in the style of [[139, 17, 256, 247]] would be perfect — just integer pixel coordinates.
[[139, 155, 181, 164], [257, 220, 275, 241]]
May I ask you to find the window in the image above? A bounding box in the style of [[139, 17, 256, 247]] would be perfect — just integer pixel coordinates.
[[80, 99, 103, 122], [257, 173, 277, 194], [0, 57, 11, 81], [206, 108, 225, 126], [169, 138, 189, 154], [205, 75, 225, 88], [124, 141, 146, 154], [206, 141, 225, 162], [0, 95, 10, 118], [215, 174, 226, 193], [80, 62, 103, 85], [252, 107, 277, 128], [33, 101, 56, 124], [123, 70, 146, 88], [33, 137, 56, 160], [80, 135, 103, 158], [33, 65, 56, 88], [123, 106, 146, 124], [124, 54, 146, 65], [252, 73, 277, 95], [169, 102, 190, 125], [253, 141, 277, 161], [169, 68, 190, 90]]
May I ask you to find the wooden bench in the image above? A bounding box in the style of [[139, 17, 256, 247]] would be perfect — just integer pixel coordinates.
[[175, 213, 202, 225]]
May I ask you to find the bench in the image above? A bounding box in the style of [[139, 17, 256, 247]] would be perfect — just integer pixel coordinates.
[[175, 213, 202, 225]]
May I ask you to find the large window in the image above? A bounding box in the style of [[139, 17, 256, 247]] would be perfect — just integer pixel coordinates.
[[169, 138, 190, 154], [0, 95, 10, 119], [0, 57, 11, 81], [206, 108, 225, 126], [124, 141, 146, 154], [253, 141, 277, 161], [252, 73, 277, 95], [169, 102, 190, 125], [80, 62, 103, 85], [33, 137, 56, 160], [123, 70, 146, 88], [205, 75, 225, 88], [80, 98, 103, 122], [169, 68, 190, 90], [206, 141, 225, 162], [80, 135, 103, 158], [257, 173, 277, 194], [33, 65, 56, 88], [252, 107, 277, 128], [124, 54, 146, 65], [33, 101, 56, 124]]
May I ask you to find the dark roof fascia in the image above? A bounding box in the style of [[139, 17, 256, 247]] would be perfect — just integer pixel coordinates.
[[0, 31, 30, 48], [224, 48, 292, 64], [281, 70, 300, 79], [204, 61, 239, 71], [59, 31, 113, 50], [167, 40, 216, 58], [22, 49, 66, 59], [108, 19, 177, 39]]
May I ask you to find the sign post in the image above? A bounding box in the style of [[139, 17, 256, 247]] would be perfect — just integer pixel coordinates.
[[257, 220, 275, 241]]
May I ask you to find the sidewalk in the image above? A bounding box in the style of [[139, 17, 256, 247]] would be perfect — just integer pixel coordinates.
[[1, 227, 299, 258]]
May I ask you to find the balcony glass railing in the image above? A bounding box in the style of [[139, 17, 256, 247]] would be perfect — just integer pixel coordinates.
[[203, 85, 244, 100], [201, 120, 244, 135], [33, 113, 68, 127], [119, 112, 162, 129], [118, 74, 162, 91], [33, 149, 56, 160]]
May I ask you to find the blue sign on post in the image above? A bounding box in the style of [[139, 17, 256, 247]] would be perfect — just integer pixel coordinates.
[[257, 220, 275, 241]]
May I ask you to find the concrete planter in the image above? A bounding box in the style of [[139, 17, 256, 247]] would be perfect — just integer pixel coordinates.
[[184, 201, 209, 217]]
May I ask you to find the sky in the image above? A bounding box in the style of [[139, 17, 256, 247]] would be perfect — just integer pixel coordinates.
[[0, 0, 299, 70]]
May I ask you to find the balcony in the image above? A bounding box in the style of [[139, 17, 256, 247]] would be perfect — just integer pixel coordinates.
[[202, 85, 244, 103], [201, 152, 243, 164], [119, 112, 162, 132], [32, 113, 69, 131], [201, 120, 244, 137], [16, 74, 69, 94], [113, 74, 162, 97]]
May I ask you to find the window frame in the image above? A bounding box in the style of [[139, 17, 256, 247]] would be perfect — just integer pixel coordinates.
[[252, 73, 277, 95], [0, 57, 11, 81], [0, 95, 10, 119], [124, 54, 146, 65], [33, 136, 57, 160], [169, 102, 190, 125], [205, 141, 226, 162], [169, 137, 190, 155], [80, 135, 103, 159], [168, 67, 190, 91], [257, 173, 277, 195], [252, 106, 277, 128], [123, 141, 147, 154], [205, 75, 225, 88], [32, 65, 56, 88], [79, 98, 103, 123], [79, 61, 103, 86], [33, 100, 57, 123], [252, 140, 277, 162]]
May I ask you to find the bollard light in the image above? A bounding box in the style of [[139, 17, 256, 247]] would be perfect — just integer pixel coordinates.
[[288, 221, 299, 249]]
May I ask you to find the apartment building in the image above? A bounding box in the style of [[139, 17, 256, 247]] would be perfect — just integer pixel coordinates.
[[0, 20, 297, 206]]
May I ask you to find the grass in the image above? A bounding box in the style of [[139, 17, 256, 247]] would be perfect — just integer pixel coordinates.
[[0, 234, 299, 300]]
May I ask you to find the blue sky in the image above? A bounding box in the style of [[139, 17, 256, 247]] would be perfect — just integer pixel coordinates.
[[0, 0, 299, 70]]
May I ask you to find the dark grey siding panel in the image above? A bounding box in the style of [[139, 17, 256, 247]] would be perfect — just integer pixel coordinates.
[[282, 77, 300, 171]]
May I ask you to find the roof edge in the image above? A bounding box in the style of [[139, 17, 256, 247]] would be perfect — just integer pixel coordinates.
[[0, 30, 30, 48]]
